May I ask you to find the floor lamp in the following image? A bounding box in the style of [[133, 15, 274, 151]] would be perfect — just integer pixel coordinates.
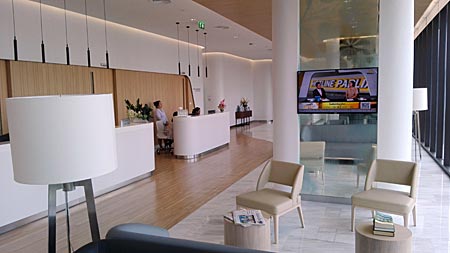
[[413, 88, 428, 161], [6, 94, 118, 253]]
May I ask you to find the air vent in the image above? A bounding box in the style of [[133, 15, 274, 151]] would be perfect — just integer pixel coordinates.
[[214, 25, 230, 30], [152, 0, 171, 4]]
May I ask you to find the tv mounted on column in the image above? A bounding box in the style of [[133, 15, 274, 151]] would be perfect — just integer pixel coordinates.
[[297, 68, 378, 113]]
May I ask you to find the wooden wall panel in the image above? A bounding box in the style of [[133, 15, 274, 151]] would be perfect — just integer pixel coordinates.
[[91, 68, 114, 95], [0, 60, 7, 134], [114, 70, 186, 125], [8, 61, 91, 97]]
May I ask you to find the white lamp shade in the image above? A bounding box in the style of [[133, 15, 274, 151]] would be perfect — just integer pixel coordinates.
[[413, 88, 428, 111], [6, 94, 118, 185]]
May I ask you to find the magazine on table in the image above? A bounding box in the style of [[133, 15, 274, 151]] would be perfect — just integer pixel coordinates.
[[232, 209, 266, 227]]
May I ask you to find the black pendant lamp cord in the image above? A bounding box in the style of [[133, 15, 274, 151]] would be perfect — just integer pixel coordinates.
[[11, 0, 18, 60], [204, 32, 208, 78], [187, 26, 191, 76], [103, 0, 109, 68], [64, 0, 70, 65], [196, 29, 200, 77], [85, 0, 91, 67], [176, 22, 181, 75], [39, 0, 45, 63]]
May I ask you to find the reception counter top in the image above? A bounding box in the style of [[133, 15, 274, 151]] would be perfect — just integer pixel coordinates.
[[0, 123, 155, 233], [173, 112, 230, 159]]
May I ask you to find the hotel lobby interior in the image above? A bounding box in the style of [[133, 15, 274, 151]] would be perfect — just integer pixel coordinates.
[[0, 0, 450, 252]]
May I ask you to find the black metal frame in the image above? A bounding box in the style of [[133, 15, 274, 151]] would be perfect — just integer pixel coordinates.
[[48, 179, 100, 253], [414, 3, 450, 171]]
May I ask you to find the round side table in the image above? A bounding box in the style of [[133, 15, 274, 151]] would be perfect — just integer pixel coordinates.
[[355, 222, 412, 253], [224, 217, 270, 251]]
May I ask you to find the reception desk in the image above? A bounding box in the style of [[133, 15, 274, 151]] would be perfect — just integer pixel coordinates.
[[173, 112, 230, 159], [0, 123, 155, 233]]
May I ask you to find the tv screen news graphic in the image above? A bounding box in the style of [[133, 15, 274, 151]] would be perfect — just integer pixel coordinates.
[[297, 68, 378, 114]]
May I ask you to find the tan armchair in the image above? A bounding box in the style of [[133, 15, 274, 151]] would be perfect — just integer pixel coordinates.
[[351, 159, 418, 231], [300, 141, 325, 183], [236, 160, 305, 244], [356, 144, 377, 188]]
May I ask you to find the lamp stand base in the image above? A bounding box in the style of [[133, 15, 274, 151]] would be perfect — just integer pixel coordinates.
[[48, 179, 100, 253]]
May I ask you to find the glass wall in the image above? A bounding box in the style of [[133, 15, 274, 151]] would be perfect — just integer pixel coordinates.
[[414, 3, 450, 174], [298, 0, 379, 199]]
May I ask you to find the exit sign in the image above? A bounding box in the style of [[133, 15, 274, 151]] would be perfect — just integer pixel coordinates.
[[198, 21, 205, 30]]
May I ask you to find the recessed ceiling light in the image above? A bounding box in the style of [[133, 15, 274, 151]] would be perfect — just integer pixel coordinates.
[[214, 25, 230, 30], [249, 42, 254, 46], [190, 18, 197, 22], [233, 35, 239, 39]]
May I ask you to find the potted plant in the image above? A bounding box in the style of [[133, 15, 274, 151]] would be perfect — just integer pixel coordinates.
[[218, 99, 226, 112], [240, 97, 249, 111], [125, 98, 152, 122]]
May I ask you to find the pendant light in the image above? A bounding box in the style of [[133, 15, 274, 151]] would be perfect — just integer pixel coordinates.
[[103, 0, 109, 68], [84, 0, 91, 67], [176, 22, 181, 75], [196, 29, 200, 77], [204, 32, 208, 78], [186, 26, 191, 76], [39, 0, 45, 63], [11, 0, 18, 60], [63, 0, 70, 65]]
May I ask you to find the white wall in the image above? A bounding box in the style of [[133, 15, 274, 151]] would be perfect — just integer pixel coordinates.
[[203, 53, 253, 125], [252, 60, 273, 121], [204, 53, 273, 126], [0, 0, 204, 110]]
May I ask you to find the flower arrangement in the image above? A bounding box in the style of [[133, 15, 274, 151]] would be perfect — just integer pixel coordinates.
[[125, 98, 152, 121], [240, 97, 249, 107], [218, 99, 226, 112]]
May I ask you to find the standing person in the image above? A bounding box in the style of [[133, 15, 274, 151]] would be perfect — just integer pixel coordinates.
[[312, 82, 327, 99], [346, 80, 359, 99], [154, 100, 168, 124]]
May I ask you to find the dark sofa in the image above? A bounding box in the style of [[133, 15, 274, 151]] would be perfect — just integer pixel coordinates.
[[75, 235, 270, 253], [300, 124, 377, 161]]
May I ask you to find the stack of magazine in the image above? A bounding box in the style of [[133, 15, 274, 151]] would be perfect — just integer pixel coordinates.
[[373, 211, 395, 237], [224, 209, 266, 227]]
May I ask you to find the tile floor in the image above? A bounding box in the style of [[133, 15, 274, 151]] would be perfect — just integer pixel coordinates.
[[169, 123, 450, 252]]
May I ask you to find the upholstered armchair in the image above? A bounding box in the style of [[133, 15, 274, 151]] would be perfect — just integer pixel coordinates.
[[236, 160, 305, 244], [356, 144, 377, 188], [300, 141, 325, 183], [351, 159, 418, 231]]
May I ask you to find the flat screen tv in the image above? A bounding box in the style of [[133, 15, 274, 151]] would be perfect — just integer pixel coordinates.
[[297, 68, 378, 114]]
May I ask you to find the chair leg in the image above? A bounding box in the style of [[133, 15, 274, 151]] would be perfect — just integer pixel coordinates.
[[274, 215, 279, 244], [403, 214, 409, 227], [321, 169, 325, 184], [356, 171, 360, 188], [297, 206, 305, 228], [413, 206, 417, 226], [372, 210, 375, 218], [351, 205, 356, 232]]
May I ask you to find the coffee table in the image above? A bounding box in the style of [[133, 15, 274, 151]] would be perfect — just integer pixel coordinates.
[[223, 217, 270, 251], [355, 222, 412, 253]]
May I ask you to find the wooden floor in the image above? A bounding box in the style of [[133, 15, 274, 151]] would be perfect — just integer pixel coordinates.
[[0, 124, 273, 253]]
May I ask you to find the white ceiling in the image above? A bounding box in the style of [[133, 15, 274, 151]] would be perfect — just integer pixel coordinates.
[[35, 0, 273, 60]]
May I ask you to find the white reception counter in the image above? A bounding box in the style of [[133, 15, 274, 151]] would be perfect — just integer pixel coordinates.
[[173, 112, 230, 159], [0, 123, 155, 233]]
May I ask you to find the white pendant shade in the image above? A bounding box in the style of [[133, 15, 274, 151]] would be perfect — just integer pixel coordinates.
[[6, 94, 118, 185], [413, 88, 428, 111]]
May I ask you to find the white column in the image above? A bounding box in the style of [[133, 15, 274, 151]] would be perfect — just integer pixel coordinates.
[[272, 0, 299, 163], [378, 0, 413, 160]]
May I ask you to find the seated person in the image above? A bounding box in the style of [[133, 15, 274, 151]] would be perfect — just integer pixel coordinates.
[[312, 82, 327, 99], [191, 107, 201, 116], [153, 100, 168, 124], [346, 80, 359, 99]]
